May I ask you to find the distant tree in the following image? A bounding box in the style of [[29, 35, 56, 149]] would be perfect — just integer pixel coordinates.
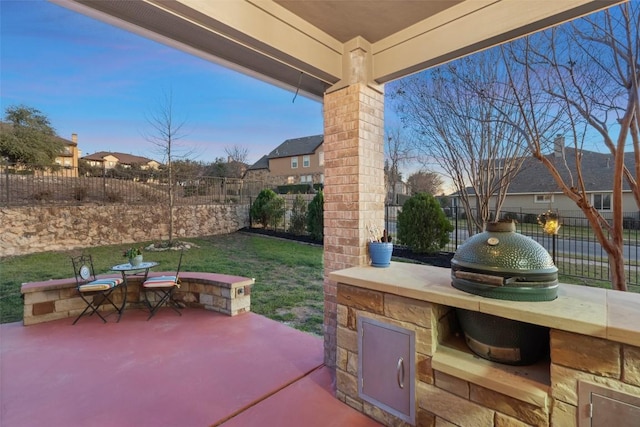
[[172, 159, 206, 178], [0, 105, 63, 167], [385, 127, 413, 203], [391, 48, 530, 235], [406, 170, 443, 195], [143, 90, 193, 243], [222, 145, 249, 178], [203, 157, 229, 178]]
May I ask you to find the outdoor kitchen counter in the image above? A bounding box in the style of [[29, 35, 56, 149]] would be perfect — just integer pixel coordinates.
[[329, 261, 640, 348]]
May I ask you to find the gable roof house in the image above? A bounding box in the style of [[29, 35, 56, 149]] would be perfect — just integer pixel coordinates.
[[51, 133, 80, 177], [81, 152, 161, 170], [244, 135, 324, 187], [459, 136, 639, 221]]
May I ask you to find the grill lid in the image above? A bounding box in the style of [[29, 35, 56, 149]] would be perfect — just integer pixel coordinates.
[[451, 221, 558, 301]]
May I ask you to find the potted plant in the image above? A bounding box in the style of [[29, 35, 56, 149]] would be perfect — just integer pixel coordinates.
[[123, 247, 143, 266], [367, 224, 393, 267]]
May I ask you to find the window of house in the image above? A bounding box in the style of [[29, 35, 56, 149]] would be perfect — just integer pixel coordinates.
[[319, 151, 324, 166], [287, 176, 295, 184], [301, 175, 312, 183], [291, 157, 298, 169], [303, 155, 310, 168], [534, 194, 554, 203], [320, 173, 324, 184], [593, 193, 611, 210]]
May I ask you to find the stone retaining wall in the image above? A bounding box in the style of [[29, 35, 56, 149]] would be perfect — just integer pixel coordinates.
[[0, 203, 249, 257]]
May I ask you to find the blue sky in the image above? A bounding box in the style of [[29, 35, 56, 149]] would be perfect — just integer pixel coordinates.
[[0, 0, 326, 165]]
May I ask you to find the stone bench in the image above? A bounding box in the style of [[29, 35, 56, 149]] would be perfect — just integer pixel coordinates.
[[21, 272, 255, 325]]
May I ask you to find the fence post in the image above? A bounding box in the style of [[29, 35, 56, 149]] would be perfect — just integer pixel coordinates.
[[102, 164, 107, 203], [3, 161, 9, 205]]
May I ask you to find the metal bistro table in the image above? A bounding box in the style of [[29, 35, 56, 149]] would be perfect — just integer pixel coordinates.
[[111, 261, 159, 320]]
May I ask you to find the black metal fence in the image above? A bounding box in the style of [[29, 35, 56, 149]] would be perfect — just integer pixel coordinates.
[[385, 204, 640, 290], [248, 194, 317, 235], [0, 164, 264, 206]]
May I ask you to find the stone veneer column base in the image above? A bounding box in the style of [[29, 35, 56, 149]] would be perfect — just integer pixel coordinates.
[[322, 83, 385, 367]]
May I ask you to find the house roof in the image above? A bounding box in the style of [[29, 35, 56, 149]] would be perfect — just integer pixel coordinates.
[[508, 148, 633, 194], [246, 155, 269, 171], [82, 151, 157, 165], [268, 135, 323, 159]]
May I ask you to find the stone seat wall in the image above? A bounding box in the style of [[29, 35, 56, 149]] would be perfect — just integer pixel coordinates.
[[21, 272, 254, 325]]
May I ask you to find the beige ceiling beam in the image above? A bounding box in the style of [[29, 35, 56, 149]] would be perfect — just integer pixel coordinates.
[[371, 0, 626, 83], [160, 0, 344, 84]]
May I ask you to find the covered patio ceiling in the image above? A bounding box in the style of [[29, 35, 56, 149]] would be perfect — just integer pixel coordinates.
[[50, 0, 624, 101]]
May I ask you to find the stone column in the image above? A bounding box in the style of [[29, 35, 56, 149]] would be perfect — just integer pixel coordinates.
[[322, 38, 385, 367]]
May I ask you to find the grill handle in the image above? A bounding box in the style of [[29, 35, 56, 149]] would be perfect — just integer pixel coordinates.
[[454, 270, 505, 287]]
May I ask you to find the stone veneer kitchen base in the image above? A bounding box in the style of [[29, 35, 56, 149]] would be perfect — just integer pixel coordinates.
[[330, 262, 640, 427]]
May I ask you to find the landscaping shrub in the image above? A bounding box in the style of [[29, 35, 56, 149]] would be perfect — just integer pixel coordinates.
[[32, 190, 52, 201], [288, 194, 308, 235], [276, 184, 313, 194], [397, 193, 453, 254], [307, 190, 324, 241], [105, 190, 123, 203], [250, 189, 285, 230], [73, 186, 88, 201]]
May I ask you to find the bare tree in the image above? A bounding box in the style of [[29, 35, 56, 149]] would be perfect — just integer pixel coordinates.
[[224, 144, 250, 178], [406, 170, 443, 196], [143, 90, 192, 243], [500, 2, 639, 291], [385, 127, 414, 204], [391, 48, 530, 234]]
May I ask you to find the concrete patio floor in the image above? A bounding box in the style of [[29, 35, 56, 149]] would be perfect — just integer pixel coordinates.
[[0, 309, 381, 427]]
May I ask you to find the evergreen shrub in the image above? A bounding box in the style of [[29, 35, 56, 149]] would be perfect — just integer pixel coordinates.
[[289, 194, 308, 235], [397, 192, 453, 254], [250, 189, 285, 230], [307, 190, 324, 241]]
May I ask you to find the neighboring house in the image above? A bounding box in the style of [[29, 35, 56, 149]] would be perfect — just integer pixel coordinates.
[[53, 133, 80, 177], [246, 135, 411, 201], [244, 135, 325, 187], [81, 152, 161, 170], [452, 137, 640, 221]]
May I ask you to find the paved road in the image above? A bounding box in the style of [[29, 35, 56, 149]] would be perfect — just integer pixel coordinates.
[[387, 220, 639, 261]]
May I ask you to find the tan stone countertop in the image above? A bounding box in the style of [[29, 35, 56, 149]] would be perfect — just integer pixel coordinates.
[[329, 262, 640, 347]]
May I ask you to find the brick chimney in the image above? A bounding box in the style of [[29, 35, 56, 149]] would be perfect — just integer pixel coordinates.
[[553, 134, 564, 158], [71, 133, 78, 144]]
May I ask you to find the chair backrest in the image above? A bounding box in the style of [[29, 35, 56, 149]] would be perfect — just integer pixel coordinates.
[[175, 250, 184, 279], [71, 254, 96, 286]]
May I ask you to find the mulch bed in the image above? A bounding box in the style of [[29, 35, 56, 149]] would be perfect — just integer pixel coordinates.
[[240, 227, 453, 268]]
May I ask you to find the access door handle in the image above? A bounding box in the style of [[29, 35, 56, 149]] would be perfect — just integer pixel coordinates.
[[397, 357, 405, 389]]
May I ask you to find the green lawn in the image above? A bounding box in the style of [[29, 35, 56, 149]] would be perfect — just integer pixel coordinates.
[[0, 233, 325, 335]]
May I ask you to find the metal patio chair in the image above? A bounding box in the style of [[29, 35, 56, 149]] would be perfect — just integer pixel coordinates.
[[71, 254, 124, 325], [142, 251, 184, 320]]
